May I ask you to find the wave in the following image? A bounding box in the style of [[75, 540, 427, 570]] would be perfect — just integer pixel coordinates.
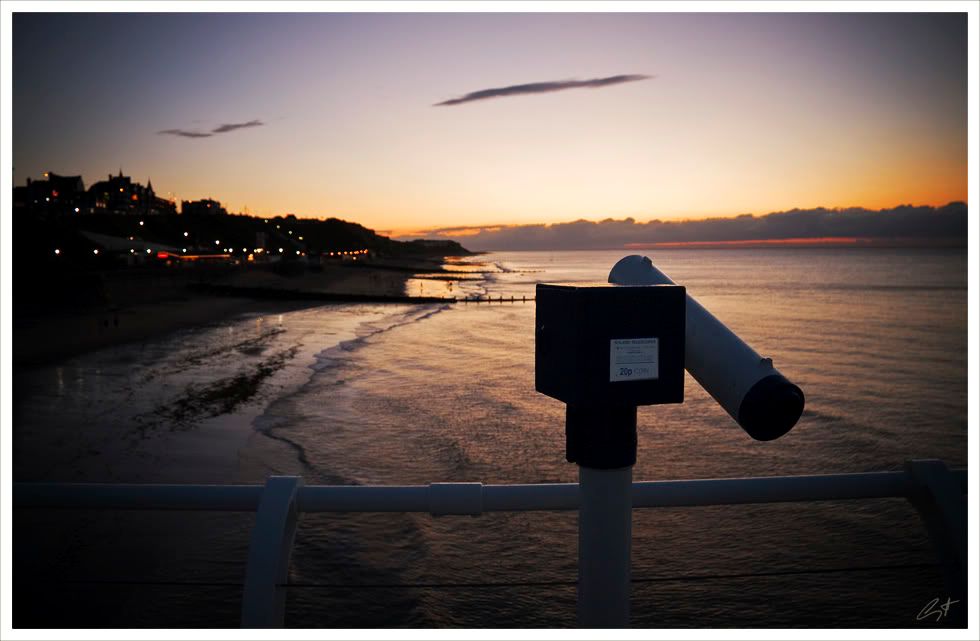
[[311, 304, 452, 372], [255, 303, 453, 473]]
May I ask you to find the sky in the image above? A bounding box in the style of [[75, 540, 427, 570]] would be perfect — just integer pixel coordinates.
[[12, 11, 968, 234]]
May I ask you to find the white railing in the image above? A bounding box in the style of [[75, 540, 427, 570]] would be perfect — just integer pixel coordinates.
[[13, 459, 968, 628]]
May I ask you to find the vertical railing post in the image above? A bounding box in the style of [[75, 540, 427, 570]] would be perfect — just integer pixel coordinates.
[[241, 476, 303, 628], [903, 459, 967, 625], [578, 465, 632, 627]]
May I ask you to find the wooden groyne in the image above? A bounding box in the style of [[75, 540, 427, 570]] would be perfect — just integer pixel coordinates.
[[461, 295, 534, 304]]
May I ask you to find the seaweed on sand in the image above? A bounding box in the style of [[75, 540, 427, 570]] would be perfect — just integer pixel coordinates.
[[145, 346, 299, 433]]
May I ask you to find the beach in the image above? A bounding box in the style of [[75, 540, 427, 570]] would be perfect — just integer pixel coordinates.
[[11, 258, 458, 367]]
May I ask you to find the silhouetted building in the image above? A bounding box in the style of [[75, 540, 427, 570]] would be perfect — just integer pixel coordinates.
[[87, 170, 167, 216], [149, 188, 178, 216], [13, 171, 86, 217], [181, 198, 227, 216]]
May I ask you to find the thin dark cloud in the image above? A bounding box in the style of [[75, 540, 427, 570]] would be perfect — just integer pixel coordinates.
[[434, 74, 652, 106], [212, 119, 264, 133], [157, 119, 264, 139], [158, 128, 213, 139]]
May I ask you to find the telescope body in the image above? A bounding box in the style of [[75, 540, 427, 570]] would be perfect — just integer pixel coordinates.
[[608, 255, 804, 441]]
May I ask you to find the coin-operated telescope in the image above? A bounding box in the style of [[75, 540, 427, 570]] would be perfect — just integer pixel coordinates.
[[534, 256, 804, 628], [608, 254, 805, 441]]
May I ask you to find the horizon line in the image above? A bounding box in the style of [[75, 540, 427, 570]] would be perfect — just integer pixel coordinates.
[[387, 200, 968, 238]]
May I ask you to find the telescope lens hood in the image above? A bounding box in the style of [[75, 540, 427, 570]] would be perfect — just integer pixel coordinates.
[[736, 374, 805, 441]]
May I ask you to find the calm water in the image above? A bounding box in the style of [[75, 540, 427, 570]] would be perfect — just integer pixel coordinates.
[[13, 248, 968, 628]]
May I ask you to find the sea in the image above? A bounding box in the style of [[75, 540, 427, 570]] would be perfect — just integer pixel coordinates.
[[12, 248, 968, 628]]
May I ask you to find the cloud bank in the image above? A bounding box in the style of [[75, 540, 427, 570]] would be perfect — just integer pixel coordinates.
[[158, 119, 264, 139], [434, 74, 651, 106], [402, 203, 968, 251]]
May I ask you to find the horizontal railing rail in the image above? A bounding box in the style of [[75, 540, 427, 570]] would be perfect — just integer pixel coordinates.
[[12, 460, 968, 628], [14, 469, 967, 513]]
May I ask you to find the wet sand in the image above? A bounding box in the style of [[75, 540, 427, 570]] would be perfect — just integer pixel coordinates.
[[12, 261, 426, 367]]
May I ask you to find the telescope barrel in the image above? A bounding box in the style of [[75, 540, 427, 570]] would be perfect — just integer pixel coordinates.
[[608, 255, 804, 441]]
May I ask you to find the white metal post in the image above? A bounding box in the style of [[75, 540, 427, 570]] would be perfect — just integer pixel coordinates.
[[241, 476, 303, 628], [578, 465, 632, 628], [903, 459, 967, 625]]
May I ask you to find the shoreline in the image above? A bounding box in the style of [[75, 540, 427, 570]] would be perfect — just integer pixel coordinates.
[[12, 258, 469, 368]]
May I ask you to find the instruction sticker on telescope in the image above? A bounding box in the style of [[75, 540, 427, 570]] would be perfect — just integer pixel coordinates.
[[610, 338, 659, 382]]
